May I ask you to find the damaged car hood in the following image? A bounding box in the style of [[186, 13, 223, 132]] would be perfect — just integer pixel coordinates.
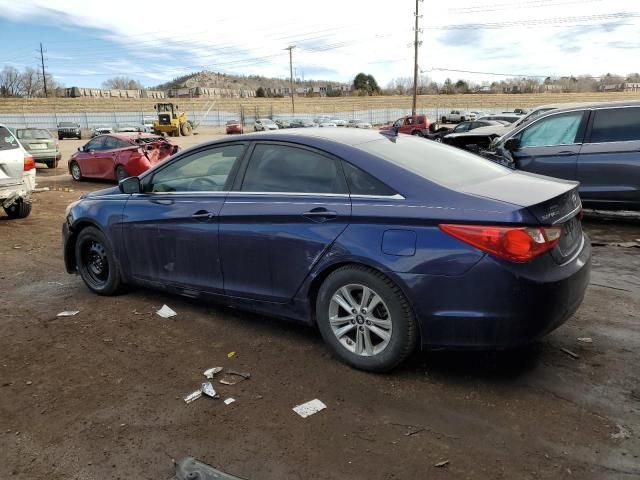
[[445, 124, 512, 139]]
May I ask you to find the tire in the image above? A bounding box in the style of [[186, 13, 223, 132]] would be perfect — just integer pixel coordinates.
[[315, 265, 417, 372], [460, 117, 465, 122], [70, 161, 83, 181], [441, 116, 447, 123], [411, 130, 422, 137], [58, 135, 63, 141], [75, 226, 122, 295], [4, 199, 32, 219], [435, 137, 442, 143], [47, 160, 59, 169], [180, 122, 192, 136], [115, 165, 129, 182]]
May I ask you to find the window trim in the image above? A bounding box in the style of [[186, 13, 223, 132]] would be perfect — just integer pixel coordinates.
[[142, 141, 248, 194], [584, 105, 640, 145], [233, 140, 349, 195]]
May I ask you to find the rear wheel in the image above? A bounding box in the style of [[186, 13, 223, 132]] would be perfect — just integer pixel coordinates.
[[441, 116, 447, 123], [460, 116, 466, 122], [4, 199, 32, 219], [411, 130, 422, 136], [75, 226, 122, 295], [115, 165, 129, 182], [70, 161, 83, 181], [316, 265, 417, 372], [47, 160, 59, 168]]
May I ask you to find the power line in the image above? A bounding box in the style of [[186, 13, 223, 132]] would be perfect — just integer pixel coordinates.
[[449, 0, 603, 14], [423, 66, 612, 79]]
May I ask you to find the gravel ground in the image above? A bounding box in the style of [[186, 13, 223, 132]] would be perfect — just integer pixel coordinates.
[[0, 133, 638, 479]]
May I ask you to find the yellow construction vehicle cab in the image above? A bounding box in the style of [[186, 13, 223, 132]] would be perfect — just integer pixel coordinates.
[[152, 103, 192, 137]]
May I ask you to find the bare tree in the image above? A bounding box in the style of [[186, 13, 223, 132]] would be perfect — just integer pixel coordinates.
[[19, 68, 41, 97], [102, 76, 144, 90], [0, 66, 22, 97]]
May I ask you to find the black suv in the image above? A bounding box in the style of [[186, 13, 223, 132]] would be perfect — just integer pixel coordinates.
[[487, 101, 640, 211], [57, 122, 81, 140]]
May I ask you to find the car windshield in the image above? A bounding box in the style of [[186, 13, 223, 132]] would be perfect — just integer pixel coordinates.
[[59, 122, 76, 127], [0, 126, 20, 151], [17, 129, 51, 139], [259, 119, 274, 124], [356, 135, 510, 189]]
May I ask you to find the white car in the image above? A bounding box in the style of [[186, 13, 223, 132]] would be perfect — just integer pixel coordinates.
[[355, 121, 372, 129], [440, 110, 470, 123], [0, 124, 35, 219], [319, 121, 337, 127], [330, 118, 347, 127], [254, 118, 279, 131], [91, 125, 113, 138], [142, 117, 155, 133]]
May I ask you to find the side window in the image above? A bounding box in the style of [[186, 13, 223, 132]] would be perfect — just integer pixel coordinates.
[[417, 116, 425, 124], [590, 107, 640, 143], [342, 161, 397, 197], [519, 111, 584, 148], [454, 123, 469, 133], [103, 136, 124, 150], [241, 144, 346, 194], [85, 137, 105, 151], [151, 144, 244, 193]]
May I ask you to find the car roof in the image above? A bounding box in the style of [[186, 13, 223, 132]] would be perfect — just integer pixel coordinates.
[[537, 99, 640, 114], [208, 127, 392, 146], [109, 132, 160, 141]]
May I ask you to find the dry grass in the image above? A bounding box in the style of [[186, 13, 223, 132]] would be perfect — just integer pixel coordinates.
[[1, 92, 639, 114]]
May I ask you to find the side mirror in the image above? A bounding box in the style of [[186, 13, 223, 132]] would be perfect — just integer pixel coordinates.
[[77, 147, 83, 152], [119, 176, 141, 194], [504, 138, 521, 151]]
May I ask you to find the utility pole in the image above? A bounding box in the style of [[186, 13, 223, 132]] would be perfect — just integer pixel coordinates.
[[412, 0, 422, 116], [39, 42, 48, 97], [285, 45, 296, 116]]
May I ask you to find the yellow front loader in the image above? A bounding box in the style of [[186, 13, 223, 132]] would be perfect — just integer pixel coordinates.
[[152, 103, 192, 137]]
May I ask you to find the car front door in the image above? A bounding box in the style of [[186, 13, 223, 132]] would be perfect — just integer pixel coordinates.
[[76, 137, 106, 177], [219, 142, 351, 302], [120, 143, 246, 293], [508, 110, 587, 181], [577, 106, 640, 208], [94, 135, 122, 179]]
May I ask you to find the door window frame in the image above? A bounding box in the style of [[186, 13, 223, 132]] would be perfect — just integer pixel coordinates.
[[139, 141, 249, 194]]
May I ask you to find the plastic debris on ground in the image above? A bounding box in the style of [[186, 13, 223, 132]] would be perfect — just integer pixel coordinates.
[[611, 424, 631, 439], [224, 398, 236, 405], [577, 337, 593, 343], [293, 399, 326, 418], [560, 347, 580, 359], [227, 351, 236, 358], [173, 456, 244, 480], [201, 382, 219, 399], [184, 390, 202, 404], [219, 371, 251, 386], [434, 460, 450, 468], [56, 310, 80, 317], [156, 304, 177, 318], [204, 367, 223, 379]]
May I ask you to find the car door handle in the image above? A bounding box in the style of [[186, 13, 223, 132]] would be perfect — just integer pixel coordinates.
[[192, 210, 215, 220], [150, 198, 174, 205], [303, 207, 338, 222], [557, 151, 576, 156]]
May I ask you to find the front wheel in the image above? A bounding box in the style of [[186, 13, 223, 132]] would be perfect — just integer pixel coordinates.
[[180, 122, 192, 136], [316, 265, 417, 372], [411, 130, 422, 136], [75, 226, 122, 295], [70, 161, 83, 181], [4, 199, 32, 219]]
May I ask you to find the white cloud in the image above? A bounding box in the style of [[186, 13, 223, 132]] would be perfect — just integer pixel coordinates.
[[1, 0, 638, 86]]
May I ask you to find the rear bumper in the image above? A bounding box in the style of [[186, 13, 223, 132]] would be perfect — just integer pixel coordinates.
[[31, 150, 61, 161], [58, 131, 80, 138], [399, 235, 592, 349]]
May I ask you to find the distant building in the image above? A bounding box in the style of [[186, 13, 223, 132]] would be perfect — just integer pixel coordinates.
[[539, 84, 563, 93], [600, 82, 640, 92]]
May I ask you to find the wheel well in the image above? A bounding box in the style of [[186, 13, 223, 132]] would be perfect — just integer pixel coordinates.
[[64, 221, 100, 272]]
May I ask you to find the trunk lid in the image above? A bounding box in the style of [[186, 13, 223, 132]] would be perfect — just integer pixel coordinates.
[[458, 170, 583, 263], [0, 127, 25, 187]]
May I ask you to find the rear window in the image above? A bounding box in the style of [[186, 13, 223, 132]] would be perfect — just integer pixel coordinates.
[[0, 126, 20, 151], [17, 129, 51, 140], [590, 107, 640, 143], [356, 135, 510, 189]]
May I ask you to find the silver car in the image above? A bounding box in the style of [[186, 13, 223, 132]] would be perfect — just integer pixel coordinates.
[[254, 118, 279, 131], [16, 128, 61, 168]]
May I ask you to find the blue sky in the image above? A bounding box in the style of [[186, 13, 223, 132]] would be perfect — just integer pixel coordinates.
[[0, 0, 639, 89]]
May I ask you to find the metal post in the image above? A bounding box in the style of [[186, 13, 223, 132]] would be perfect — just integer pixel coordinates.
[[40, 43, 48, 98], [412, 0, 420, 116], [285, 45, 296, 116]]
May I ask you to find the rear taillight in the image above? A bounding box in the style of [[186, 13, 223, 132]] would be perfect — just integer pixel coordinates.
[[23, 154, 35, 171], [439, 224, 562, 262]]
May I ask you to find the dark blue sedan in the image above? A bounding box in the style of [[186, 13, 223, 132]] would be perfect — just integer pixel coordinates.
[[63, 129, 591, 371]]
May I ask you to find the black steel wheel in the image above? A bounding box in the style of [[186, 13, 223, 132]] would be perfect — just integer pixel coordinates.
[[75, 227, 122, 295]]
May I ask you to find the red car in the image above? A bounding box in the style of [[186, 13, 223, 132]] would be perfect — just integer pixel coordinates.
[[68, 133, 179, 182], [225, 120, 243, 134], [379, 115, 432, 136]]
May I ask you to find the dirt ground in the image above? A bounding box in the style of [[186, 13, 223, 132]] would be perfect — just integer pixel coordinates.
[[1, 134, 639, 479]]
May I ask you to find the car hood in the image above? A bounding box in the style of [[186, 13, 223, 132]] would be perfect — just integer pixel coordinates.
[[80, 186, 120, 198], [445, 124, 512, 138]]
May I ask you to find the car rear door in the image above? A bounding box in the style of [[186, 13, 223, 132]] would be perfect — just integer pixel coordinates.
[[218, 141, 351, 302], [0, 126, 24, 188], [508, 110, 588, 181], [120, 142, 246, 293], [577, 106, 640, 208]]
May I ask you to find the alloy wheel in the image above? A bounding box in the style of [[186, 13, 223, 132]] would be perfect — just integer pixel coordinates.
[[329, 284, 392, 356]]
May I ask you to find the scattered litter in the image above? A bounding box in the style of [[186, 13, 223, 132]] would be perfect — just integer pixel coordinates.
[[26, 381, 32, 386], [47, 282, 64, 286], [219, 370, 251, 386], [560, 347, 580, 359], [132, 309, 151, 316], [611, 424, 631, 440], [405, 428, 425, 437], [293, 399, 327, 418], [156, 305, 177, 318], [201, 382, 219, 399], [204, 367, 223, 379], [12, 246, 20, 250], [174, 457, 243, 480], [434, 460, 449, 468], [224, 398, 236, 406], [33, 187, 50, 193], [57, 310, 80, 317], [227, 351, 236, 358], [184, 390, 202, 404], [577, 337, 593, 344]]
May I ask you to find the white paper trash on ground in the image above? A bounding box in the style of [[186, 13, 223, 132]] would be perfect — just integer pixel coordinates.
[[293, 399, 326, 418], [184, 390, 202, 404], [156, 305, 177, 318], [57, 311, 80, 317], [224, 398, 235, 405]]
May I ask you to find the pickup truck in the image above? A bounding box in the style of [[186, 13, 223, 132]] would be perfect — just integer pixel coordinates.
[[440, 110, 470, 123], [379, 115, 432, 136], [0, 124, 35, 218]]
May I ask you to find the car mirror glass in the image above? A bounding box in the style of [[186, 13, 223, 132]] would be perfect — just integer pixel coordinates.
[[504, 138, 521, 151], [119, 176, 141, 194]]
